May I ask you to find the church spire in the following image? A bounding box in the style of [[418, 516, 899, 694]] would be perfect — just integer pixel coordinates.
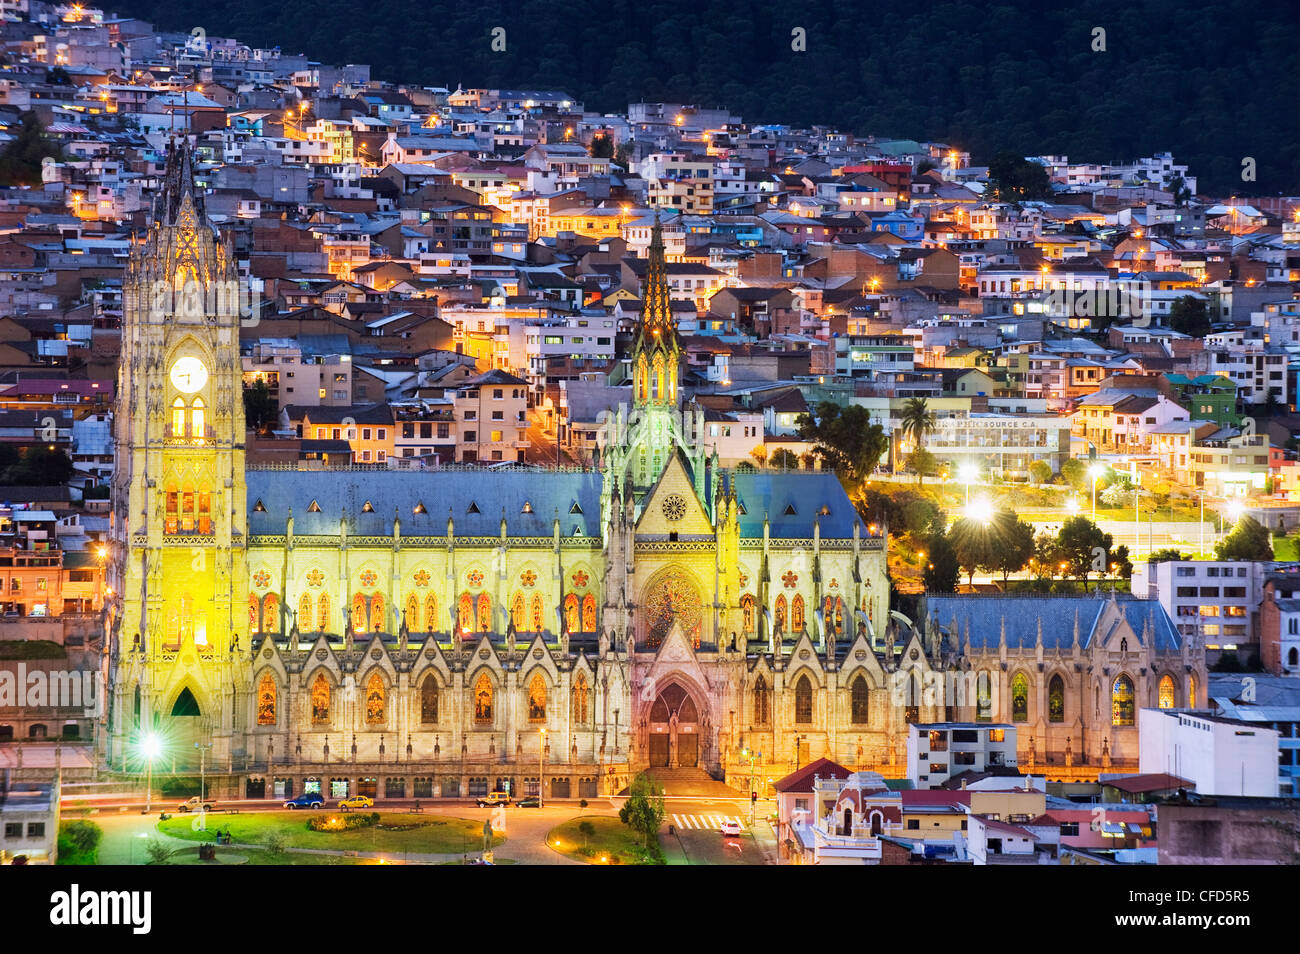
[[631, 213, 679, 409], [155, 137, 206, 225]]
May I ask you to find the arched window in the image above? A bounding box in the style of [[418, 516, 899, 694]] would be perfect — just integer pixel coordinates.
[[530, 594, 544, 633], [1112, 675, 1135, 726], [832, 597, 844, 634], [582, 593, 597, 632], [753, 676, 770, 724], [1158, 674, 1176, 710], [165, 483, 178, 534], [1011, 672, 1029, 723], [651, 352, 663, 400], [351, 593, 367, 632], [741, 595, 755, 633], [190, 397, 205, 440], [310, 673, 331, 725], [365, 672, 385, 724], [171, 398, 186, 437], [1188, 674, 1197, 707], [473, 672, 493, 724], [976, 673, 993, 722], [527, 672, 547, 722], [511, 593, 526, 631], [248, 594, 260, 634], [262, 594, 279, 635], [564, 593, 580, 633], [458, 593, 474, 632], [197, 486, 211, 534], [636, 354, 648, 403], [181, 482, 195, 532], [420, 676, 439, 723], [298, 592, 312, 632], [850, 675, 870, 724], [369, 593, 385, 633], [794, 674, 813, 724], [425, 594, 439, 633], [405, 594, 419, 631], [1048, 675, 1065, 723], [573, 673, 589, 723], [775, 594, 787, 632], [256, 673, 276, 725], [791, 594, 805, 632], [317, 593, 331, 633], [476, 593, 491, 632], [1290, 648, 1299, 668]]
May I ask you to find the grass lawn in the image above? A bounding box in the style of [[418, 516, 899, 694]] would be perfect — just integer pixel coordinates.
[[164, 845, 368, 865], [1273, 536, 1299, 561], [546, 816, 658, 865], [157, 812, 503, 854]]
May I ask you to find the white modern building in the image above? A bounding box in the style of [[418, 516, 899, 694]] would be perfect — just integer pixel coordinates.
[[1137, 560, 1273, 664], [1139, 708, 1278, 797], [907, 723, 1018, 789]]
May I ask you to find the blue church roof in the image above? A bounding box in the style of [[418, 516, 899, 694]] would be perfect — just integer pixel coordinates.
[[731, 472, 866, 538], [922, 594, 1182, 653], [247, 469, 605, 538]]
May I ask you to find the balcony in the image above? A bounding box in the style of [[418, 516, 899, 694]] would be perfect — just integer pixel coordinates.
[[163, 425, 216, 445]]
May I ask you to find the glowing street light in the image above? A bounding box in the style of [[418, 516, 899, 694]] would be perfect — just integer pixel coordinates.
[[1066, 497, 1080, 515], [965, 498, 993, 524], [958, 462, 979, 507]]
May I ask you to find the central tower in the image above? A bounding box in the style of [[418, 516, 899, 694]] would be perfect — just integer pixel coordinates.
[[108, 140, 249, 770]]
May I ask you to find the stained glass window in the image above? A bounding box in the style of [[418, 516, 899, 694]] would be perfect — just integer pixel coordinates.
[[365, 672, 385, 724], [1112, 675, 1135, 726], [458, 593, 473, 632], [256, 673, 276, 725], [851, 676, 869, 724], [527, 673, 547, 722], [477, 593, 491, 632], [564, 593, 580, 633], [352, 593, 367, 632], [795, 674, 813, 724], [421, 677, 438, 723], [976, 674, 992, 722], [369, 594, 385, 633], [642, 571, 703, 648], [405, 594, 419, 631], [299, 592, 312, 632], [791, 595, 805, 632], [753, 676, 770, 724], [530, 594, 544, 633], [1011, 672, 1029, 722], [248, 595, 259, 634], [511, 593, 526, 631], [1048, 675, 1065, 723], [774, 594, 787, 633], [473, 673, 493, 724], [741, 595, 755, 633], [1189, 674, 1197, 707], [262, 594, 278, 634], [573, 673, 589, 723], [317, 593, 330, 633], [1158, 674, 1176, 710], [582, 594, 597, 632], [310, 673, 330, 725], [425, 594, 439, 632]]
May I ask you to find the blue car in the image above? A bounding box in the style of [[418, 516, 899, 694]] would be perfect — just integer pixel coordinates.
[[283, 793, 324, 810]]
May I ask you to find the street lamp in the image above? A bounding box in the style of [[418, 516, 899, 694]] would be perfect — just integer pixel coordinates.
[[538, 727, 546, 809], [965, 497, 992, 524], [1089, 463, 1105, 522], [958, 462, 978, 507], [140, 733, 161, 814]]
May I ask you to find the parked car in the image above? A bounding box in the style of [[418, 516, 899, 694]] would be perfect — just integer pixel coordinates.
[[284, 793, 324, 810], [516, 796, 541, 808], [720, 820, 742, 837], [177, 796, 214, 813], [475, 791, 512, 808], [338, 794, 374, 811]]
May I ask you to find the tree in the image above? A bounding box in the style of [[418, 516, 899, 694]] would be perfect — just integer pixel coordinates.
[[990, 510, 1036, 582], [1028, 460, 1052, 485], [905, 447, 938, 486], [985, 151, 1053, 202], [618, 771, 666, 849], [749, 445, 768, 467], [243, 379, 279, 435], [1112, 544, 1134, 580], [795, 402, 889, 489], [588, 132, 614, 159], [1147, 548, 1189, 564], [923, 531, 960, 593], [1168, 295, 1211, 337], [1216, 515, 1273, 561], [1030, 531, 1062, 579], [770, 448, 799, 470], [799, 451, 817, 470], [897, 397, 936, 471], [0, 111, 61, 187], [1060, 458, 1088, 492], [3, 445, 74, 486], [949, 517, 997, 586], [58, 819, 102, 863], [1056, 516, 1113, 580]]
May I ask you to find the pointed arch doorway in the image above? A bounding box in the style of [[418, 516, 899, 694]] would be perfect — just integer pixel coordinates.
[[166, 686, 208, 771], [647, 682, 700, 768]]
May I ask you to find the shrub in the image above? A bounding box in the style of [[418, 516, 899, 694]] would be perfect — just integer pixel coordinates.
[[308, 813, 377, 832], [263, 831, 287, 855], [56, 819, 102, 864], [144, 838, 172, 864]]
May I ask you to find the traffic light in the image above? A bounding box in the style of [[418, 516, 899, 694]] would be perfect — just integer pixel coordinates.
[[751, 791, 758, 803]]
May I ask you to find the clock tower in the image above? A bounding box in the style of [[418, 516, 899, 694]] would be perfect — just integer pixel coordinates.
[[107, 141, 249, 771]]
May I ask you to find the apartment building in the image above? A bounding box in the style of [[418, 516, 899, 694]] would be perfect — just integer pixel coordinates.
[[449, 369, 529, 464], [1139, 559, 1271, 665], [906, 723, 1019, 789], [242, 339, 353, 409]]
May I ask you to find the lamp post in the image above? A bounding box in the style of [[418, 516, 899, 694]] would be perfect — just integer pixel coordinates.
[[141, 733, 161, 814], [195, 738, 213, 805], [538, 727, 546, 809], [958, 462, 978, 508], [1089, 463, 1105, 522]]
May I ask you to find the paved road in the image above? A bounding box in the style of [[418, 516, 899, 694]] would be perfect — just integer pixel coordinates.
[[654, 797, 778, 865]]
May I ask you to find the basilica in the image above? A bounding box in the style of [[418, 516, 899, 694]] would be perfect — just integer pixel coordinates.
[[104, 145, 1204, 802]]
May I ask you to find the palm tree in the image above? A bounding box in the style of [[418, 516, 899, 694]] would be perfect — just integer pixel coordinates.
[[898, 398, 936, 483]]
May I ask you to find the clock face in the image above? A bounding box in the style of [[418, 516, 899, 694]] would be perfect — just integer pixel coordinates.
[[170, 356, 208, 394]]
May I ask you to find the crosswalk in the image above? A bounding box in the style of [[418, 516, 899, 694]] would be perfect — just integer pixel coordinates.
[[670, 813, 747, 831]]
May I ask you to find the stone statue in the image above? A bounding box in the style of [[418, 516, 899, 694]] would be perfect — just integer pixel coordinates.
[[505, 623, 516, 657], [928, 621, 941, 660]]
